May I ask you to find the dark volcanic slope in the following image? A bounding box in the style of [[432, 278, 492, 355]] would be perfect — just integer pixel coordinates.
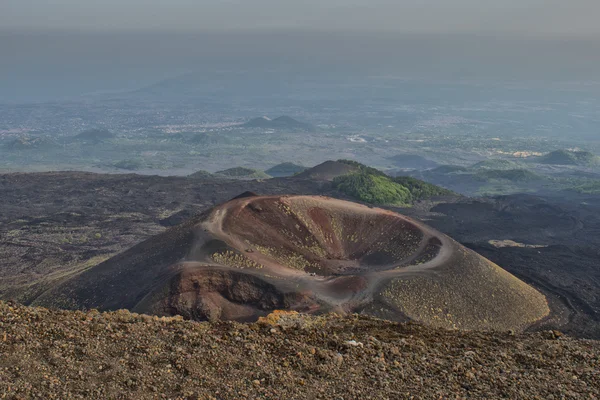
[[34, 195, 549, 332], [1, 302, 599, 399]]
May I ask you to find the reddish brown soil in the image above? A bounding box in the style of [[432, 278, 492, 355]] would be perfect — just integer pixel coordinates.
[[211, 196, 426, 275], [1, 302, 598, 399]]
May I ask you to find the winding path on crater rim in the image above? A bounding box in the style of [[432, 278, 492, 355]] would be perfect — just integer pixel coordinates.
[[201, 195, 454, 308]]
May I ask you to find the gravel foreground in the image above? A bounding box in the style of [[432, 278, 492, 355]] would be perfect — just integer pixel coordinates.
[[1, 302, 599, 399]]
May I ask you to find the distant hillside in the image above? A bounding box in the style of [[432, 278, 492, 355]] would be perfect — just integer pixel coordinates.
[[334, 173, 454, 206], [471, 159, 524, 170], [215, 167, 270, 179], [74, 128, 115, 142], [537, 150, 600, 166], [388, 154, 439, 170], [242, 116, 316, 132], [294, 160, 360, 181], [475, 169, 542, 182], [265, 162, 307, 177]]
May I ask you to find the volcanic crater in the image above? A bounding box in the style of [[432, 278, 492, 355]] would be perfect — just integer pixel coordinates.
[[35, 195, 550, 332], [210, 195, 432, 275]]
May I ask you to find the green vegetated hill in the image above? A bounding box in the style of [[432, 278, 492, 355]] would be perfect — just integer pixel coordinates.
[[215, 167, 271, 179], [333, 172, 413, 206], [537, 150, 600, 166], [332, 160, 453, 206], [265, 162, 307, 177], [475, 169, 542, 182]]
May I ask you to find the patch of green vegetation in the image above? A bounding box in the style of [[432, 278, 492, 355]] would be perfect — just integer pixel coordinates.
[[333, 161, 454, 205], [537, 150, 600, 166], [333, 172, 412, 206], [336, 159, 387, 177], [215, 167, 271, 179], [392, 176, 454, 200], [474, 169, 541, 183]]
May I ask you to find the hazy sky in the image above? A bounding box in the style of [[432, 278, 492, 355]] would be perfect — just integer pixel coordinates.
[[2, 0, 600, 37]]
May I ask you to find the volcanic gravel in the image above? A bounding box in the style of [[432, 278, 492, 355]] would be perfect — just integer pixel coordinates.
[[1, 302, 598, 399]]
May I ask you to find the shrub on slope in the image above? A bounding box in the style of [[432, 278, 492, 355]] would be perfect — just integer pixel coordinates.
[[392, 176, 455, 200], [333, 172, 412, 206]]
